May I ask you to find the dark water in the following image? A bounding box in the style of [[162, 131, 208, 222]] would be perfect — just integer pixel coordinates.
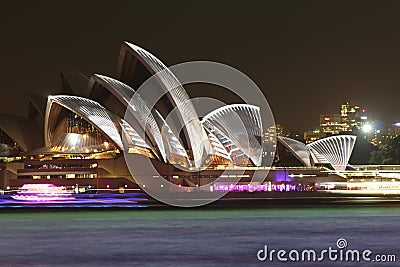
[[0, 207, 399, 266]]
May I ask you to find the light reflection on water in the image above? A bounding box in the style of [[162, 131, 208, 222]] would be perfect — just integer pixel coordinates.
[[0, 207, 399, 266], [0, 194, 149, 209]]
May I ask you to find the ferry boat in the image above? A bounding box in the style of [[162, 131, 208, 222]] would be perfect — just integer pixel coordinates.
[[11, 184, 76, 201]]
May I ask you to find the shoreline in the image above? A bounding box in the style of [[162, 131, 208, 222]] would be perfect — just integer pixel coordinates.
[[0, 191, 400, 211]]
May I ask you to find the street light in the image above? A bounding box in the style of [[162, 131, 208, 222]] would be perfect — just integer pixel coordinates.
[[362, 124, 373, 133]]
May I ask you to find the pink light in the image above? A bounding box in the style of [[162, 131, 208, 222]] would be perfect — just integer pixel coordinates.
[[213, 183, 297, 192], [11, 184, 75, 202], [11, 195, 76, 201]]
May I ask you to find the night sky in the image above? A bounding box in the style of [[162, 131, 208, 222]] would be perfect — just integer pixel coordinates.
[[1, 1, 400, 132]]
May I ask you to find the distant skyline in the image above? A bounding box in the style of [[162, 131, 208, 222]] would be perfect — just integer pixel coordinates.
[[1, 1, 400, 132]]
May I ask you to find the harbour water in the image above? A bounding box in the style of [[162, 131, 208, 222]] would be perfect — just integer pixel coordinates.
[[0, 206, 399, 266]]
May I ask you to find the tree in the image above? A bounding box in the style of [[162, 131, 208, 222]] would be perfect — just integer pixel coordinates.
[[350, 138, 375, 164], [368, 136, 400, 165]]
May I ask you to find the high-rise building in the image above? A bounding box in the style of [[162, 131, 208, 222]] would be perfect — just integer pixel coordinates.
[[275, 124, 284, 136], [263, 124, 284, 144], [340, 102, 367, 131], [393, 123, 400, 136], [375, 123, 400, 146], [319, 114, 346, 134], [304, 102, 368, 144], [304, 128, 328, 144]]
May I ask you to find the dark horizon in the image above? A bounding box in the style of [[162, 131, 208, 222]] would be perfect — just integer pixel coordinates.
[[1, 1, 400, 132]]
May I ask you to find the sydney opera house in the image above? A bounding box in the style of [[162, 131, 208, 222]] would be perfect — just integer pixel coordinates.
[[0, 42, 357, 191]]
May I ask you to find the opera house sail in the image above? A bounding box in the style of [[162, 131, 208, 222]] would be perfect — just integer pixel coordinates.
[[202, 104, 263, 167], [307, 135, 356, 171], [118, 42, 210, 168]]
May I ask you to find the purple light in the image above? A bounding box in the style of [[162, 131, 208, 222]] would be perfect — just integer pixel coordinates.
[[0, 193, 149, 208], [273, 170, 294, 182], [213, 183, 298, 192], [11, 195, 76, 202]]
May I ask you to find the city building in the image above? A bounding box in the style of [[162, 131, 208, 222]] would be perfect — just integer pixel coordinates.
[[389, 123, 400, 136], [341, 102, 368, 131], [367, 123, 400, 146], [304, 128, 328, 144], [319, 114, 346, 134], [304, 102, 369, 144]]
